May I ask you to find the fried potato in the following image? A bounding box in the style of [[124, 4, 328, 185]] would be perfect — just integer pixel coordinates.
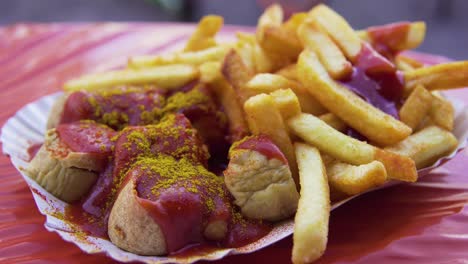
[[258, 25, 303, 61], [258, 4, 283, 28], [288, 113, 417, 182], [396, 54, 424, 71], [276, 64, 298, 81], [326, 160, 387, 196], [297, 50, 412, 145], [270, 89, 302, 120], [184, 15, 223, 52], [307, 4, 361, 62], [245, 73, 327, 115], [64, 64, 199, 91], [292, 143, 329, 264], [399, 85, 433, 130], [385, 126, 458, 169], [199, 61, 222, 83], [282, 12, 307, 33], [358, 22, 426, 52], [404, 61, 468, 92], [430, 94, 455, 131], [298, 22, 352, 80], [222, 49, 254, 104], [128, 46, 228, 68], [318, 113, 346, 132], [244, 94, 299, 187]]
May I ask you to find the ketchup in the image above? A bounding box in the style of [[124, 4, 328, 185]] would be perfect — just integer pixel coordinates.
[[367, 21, 412, 59], [233, 134, 288, 164]]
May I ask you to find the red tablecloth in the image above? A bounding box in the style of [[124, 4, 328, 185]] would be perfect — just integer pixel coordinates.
[[1, 23, 467, 264]]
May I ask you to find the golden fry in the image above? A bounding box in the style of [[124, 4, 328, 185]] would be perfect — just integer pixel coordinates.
[[404, 61, 468, 92], [245, 73, 327, 115], [297, 50, 412, 146], [270, 89, 302, 120], [327, 160, 387, 196], [430, 94, 455, 131], [128, 46, 228, 68], [292, 143, 329, 264], [288, 113, 417, 182], [385, 126, 458, 169], [307, 4, 362, 62], [64, 64, 199, 91], [222, 49, 254, 104], [399, 85, 433, 130], [276, 64, 299, 81], [244, 94, 299, 187], [184, 15, 223, 52], [359, 22, 426, 51], [318, 113, 346, 132], [298, 22, 352, 80]]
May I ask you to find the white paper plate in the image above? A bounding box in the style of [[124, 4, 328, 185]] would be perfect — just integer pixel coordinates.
[[1, 92, 467, 263]]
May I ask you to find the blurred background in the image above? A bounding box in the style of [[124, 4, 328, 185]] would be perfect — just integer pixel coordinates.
[[1, 0, 467, 59]]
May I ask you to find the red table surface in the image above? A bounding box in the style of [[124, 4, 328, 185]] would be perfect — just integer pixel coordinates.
[[1, 23, 467, 264]]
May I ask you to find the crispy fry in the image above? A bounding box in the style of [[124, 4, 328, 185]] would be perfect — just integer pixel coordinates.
[[257, 4, 283, 30], [429, 94, 455, 131], [385, 126, 458, 169], [327, 160, 387, 196], [128, 45, 228, 68], [282, 12, 307, 33], [288, 113, 417, 182], [297, 50, 412, 145], [184, 15, 223, 52], [199, 61, 222, 83], [270, 89, 302, 120], [404, 61, 468, 92], [292, 143, 329, 264], [222, 49, 254, 104], [64, 64, 199, 91], [298, 22, 352, 80], [276, 64, 298, 81], [244, 94, 299, 187], [399, 85, 433, 130], [258, 25, 303, 62], [245, 73, 327, 115], [318, 113, 346, 132], [396, 55, 424, 70], [307, 4, 361, 62]]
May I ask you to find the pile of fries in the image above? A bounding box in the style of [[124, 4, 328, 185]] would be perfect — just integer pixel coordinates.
[[64, 4, 466, 263]]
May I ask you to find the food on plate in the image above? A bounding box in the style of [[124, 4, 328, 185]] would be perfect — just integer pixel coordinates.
[[292, 143, 329, 264], [24, 3, 467, 263]]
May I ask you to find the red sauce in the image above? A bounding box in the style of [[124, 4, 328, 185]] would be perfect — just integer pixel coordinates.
[[60, 87, 166, 130], [340, 43, 404, 119], [60, 89, 270, 255], [56, 121, 115, 154], [27, 143, 42, 161], [233, 135, 288, 164], [367, 22, 411, 59]]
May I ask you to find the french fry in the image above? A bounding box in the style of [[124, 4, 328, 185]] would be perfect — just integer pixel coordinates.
[[326, 160, 387, 196], [395, 54, 424, 72], [288, 113, 417, 182], [292, 143, 329, 264], [283, 12, 307, 32], [270, 89, 302, 120], [199, 61, 222, 83], [297, 50, 412, 145], [430, 94, 455, 131], [307, 4, 362, 62], [358, 22, 426, 52], [184, 15, 223, 52], [244, 93, 299, 187], [399, 85, 433, 130], [276, 64, 298, 81], [298, 22, 352, 80], [128, 45, 228, 69], [404, 61, 468, 92], [257, 25, 303, 62], [318, 113, 346, 132], [257, 4, 283, 30], [385, 126, 458, 169], [245, 73, 327, 115], [64, 64, 199, 91], [234, 35, 256, 72], [222, 49, 254, 105]]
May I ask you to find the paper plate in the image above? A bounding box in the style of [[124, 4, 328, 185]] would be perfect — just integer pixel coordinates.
[[1, 91, 467, 263]]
